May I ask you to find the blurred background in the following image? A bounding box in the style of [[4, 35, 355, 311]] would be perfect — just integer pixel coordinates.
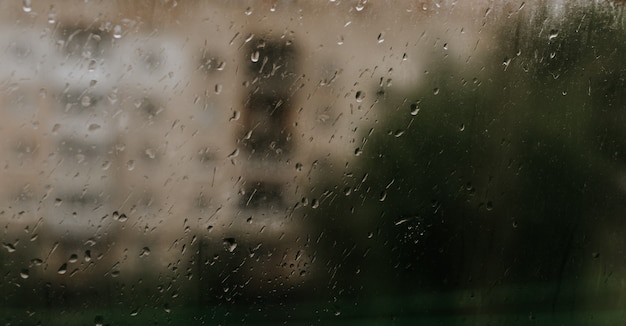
[[1, 0, 626, 324]]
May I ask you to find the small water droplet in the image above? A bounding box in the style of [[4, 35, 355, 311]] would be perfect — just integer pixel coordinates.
[[118, 213, 127, 222], [245, 7, 253, 15], [81, 96, 91, 107], [214, 84, 222, 94], [113, 25, 122, 39], [548, 29, 559, 41], [227, 148, 239, 159], [295, 162, 303, 171], [337, 35, 344, 45], [354, 147, 363, 156], [459, 124, 465, 131], [377, 32, 384, 43], [88, 123, 101, 131], [48, 12, 56, 24], [69, 254, 78, 263], [223, 238, 237, 253], [57, 263, 67, 275], [101, 161, 111, 170], [88, 59, 97, 72], [126, 160, 135, 171], [355, 91, 365, 102], [95, 315, 104, 326], [433, 88, 440, 95], [311, 199, 319, 209], [22, 0, 32, 12], [130, 309, 139, 316], [84, 250, 92, 262], [379, 191, 387, 201], [251, 51, 260, 63], [145, 148, 156, 159], [20, 269, 29, 279], [54, 198, 63, 207]]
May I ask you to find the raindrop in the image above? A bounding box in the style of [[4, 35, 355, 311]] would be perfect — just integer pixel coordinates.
[[459, 124, 465, 131], [377, 32, 384, 44], [548, 29, 559, 41], [118, 213, 127, 222], [145, 148, 156, 159], [57, 263, 67, 275], [48, 12, 56, 24], [112, 211, 120, 220], [54, 198, 63, 207], [311, 199, 319, 209], [22, 0, 31, 13], [113, 25, 122, 39], [2, 243, 16, 253], [20, 269, 29, 279], [88, 123, 101, 131], [394, 129, 405, 137], [101, 161, 111, 170], [355, 91, 365, 102], [337, 35, 344, 45], [84, 250, 92, 262], [227, 149, 239, 159], [214, 83, 222, 94], [223, 238, 237, 253], [81, 96, 92, 107], [356, 0, 366, 11], [95, 316, 104, 326], [354, 147, 363, 156], [126, 160, 135, 171], [410, 103, 420, 116], [295, 162, 303, 171], [379, 191, 387, 201], [69, 254, 78, 263], [433, 88, 440, 95], [244, 7, 253, 15], [251, 51, 260, 63], [88, 59, 97, 72], [130, 309, 139, 317]]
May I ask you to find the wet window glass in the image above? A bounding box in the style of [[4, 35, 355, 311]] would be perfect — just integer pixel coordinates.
[[2, 0, 626, 324]]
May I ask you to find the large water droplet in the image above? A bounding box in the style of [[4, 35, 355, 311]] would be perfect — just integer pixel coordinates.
[[223, 238, 237, 253], [22, 0, 32, 12]]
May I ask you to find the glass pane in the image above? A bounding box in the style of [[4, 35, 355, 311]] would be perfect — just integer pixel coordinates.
[[1, 0, 626, 324]]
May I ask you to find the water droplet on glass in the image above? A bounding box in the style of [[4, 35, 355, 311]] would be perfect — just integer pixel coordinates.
[[20, 269, 29, 279], [410, 103, 420, 116], [459, 124, 465, 131], [223, 238, 237, 253], [356, 0, 366, 11], [354, 147, 363, 156], [57, 263, 67, 275], [2, 243, 16, 253], [227, 149, 239, 159], [88, 59, 97, 72], [295, 162, 303, 171], [113, 25, 122, 39], [251, 51, 260, 63], [433, 88, 440, 95], [355, 91, 365, 102], [101, 161, 111, 170], [88, 123, 101, 131], [377, 32, 384, 44], [379, 191, 387, 201], [22, 0, 32, 12], [214, 84, 222, 94], [69, 254, 78, 263], [145, 148, 156, 159], [337, 35, 344, 45], [95, 315, 104, 326], [118, 213, 127, 222], [126, 160, 135, 171], [130, 309, 139, 317], [548, 29, 559, 41], [311, 199, 319, 209], [48, 12, 56, 24], [245, 7, 253, 15], [81, 96, 91, 107]]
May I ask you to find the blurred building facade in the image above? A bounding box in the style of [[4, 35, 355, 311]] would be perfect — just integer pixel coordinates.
[[0, 0, 491, 296]]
